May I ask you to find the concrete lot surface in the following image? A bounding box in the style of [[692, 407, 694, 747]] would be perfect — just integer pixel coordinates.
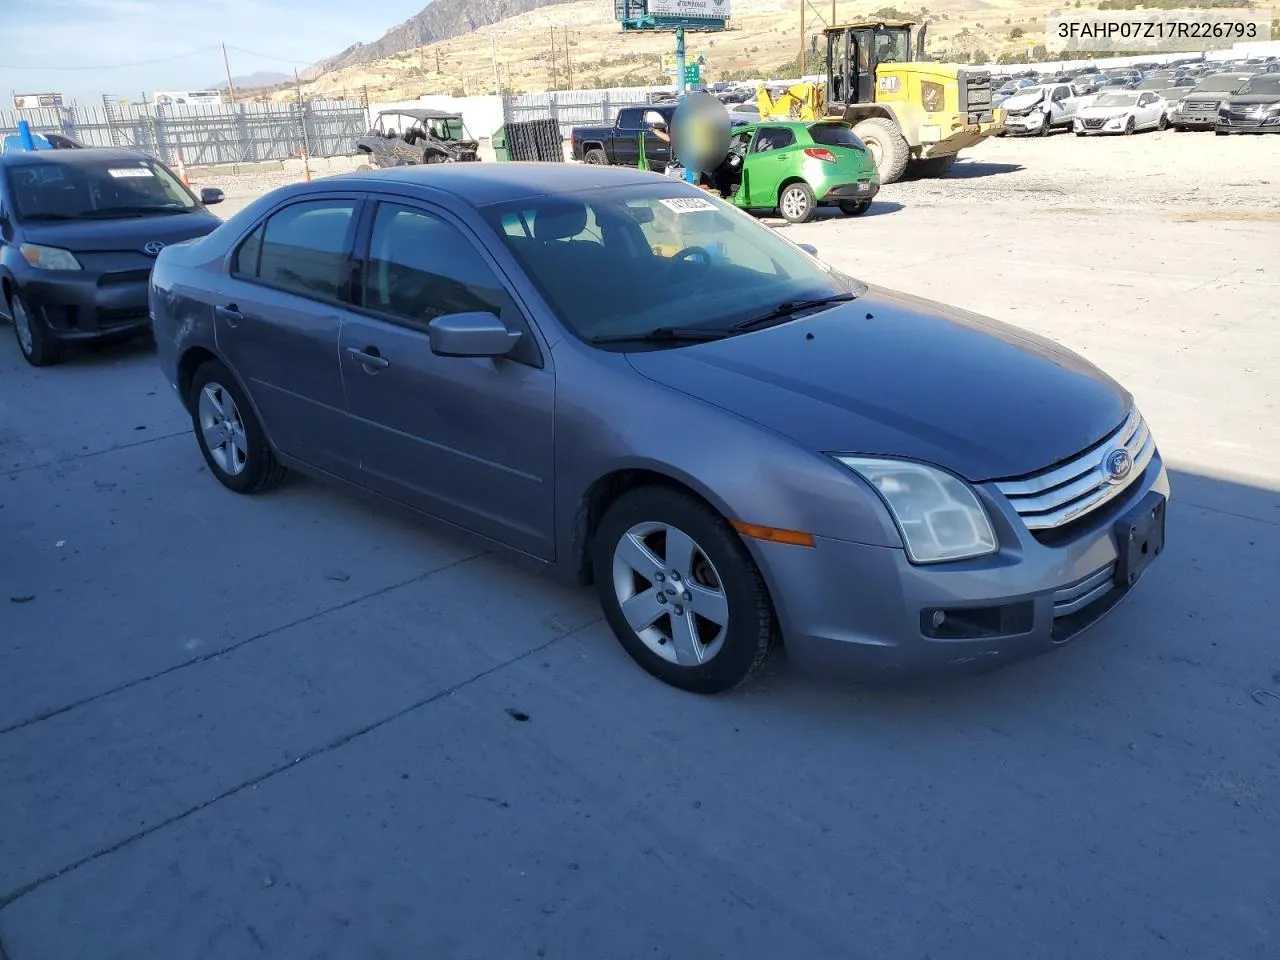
[[1, 134, 1277, 959]]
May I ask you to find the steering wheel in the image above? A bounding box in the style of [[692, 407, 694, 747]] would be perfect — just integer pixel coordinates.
[[671, 246, 712, 268]]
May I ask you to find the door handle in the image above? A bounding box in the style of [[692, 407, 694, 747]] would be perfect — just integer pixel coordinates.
[[346, 345, 390, 371], [215, 304, 243, 327]]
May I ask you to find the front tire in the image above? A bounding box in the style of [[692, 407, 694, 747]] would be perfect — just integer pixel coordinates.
[[853, 117, 910, 184], [1124, 116, 1136, 135], [8, 292, 64, 367], [1157, 113, 1169, 131], [592, 487, 776, 694], [188, 359, 286, 494], [777, 181, 817, 224]]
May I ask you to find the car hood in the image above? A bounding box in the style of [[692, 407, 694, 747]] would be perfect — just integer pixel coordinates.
[[625, 288, 1131, 482], [1078, 104, 1137, 116], [1224, 93, 1280, 107], [19, 210, 221, 254], [1001, 90, 1046, 111]]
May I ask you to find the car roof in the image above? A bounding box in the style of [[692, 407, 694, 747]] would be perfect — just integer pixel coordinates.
[[0, 146, 153, 168], [325, 162, 691, 207], [378, 108, 462, 120]]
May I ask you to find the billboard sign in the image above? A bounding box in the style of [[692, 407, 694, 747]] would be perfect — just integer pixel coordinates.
[[13, 94, 64, 109], [650, 0, 730, 18]]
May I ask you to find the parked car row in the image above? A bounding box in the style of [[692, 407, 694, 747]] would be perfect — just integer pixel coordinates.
[[996, 71, 1280, 137]]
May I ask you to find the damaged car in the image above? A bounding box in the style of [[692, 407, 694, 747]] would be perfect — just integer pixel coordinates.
[[1000, 83, 1080, 136], [356, 109, 480, 167]]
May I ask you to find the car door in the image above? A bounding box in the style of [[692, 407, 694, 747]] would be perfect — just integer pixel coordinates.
[[338, 198, 556, 558], [742, 125, 798, 208], [1051, 84, 1077, 123], [1139, 92, 1161, 127], [613, 108, 646, 167], [218, 194, 362, 478]]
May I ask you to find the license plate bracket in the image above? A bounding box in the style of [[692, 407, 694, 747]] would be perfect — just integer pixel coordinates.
[[1114, 491, 1166, 588]]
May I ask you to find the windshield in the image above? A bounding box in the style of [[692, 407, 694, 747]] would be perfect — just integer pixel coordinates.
[[481, 185, 863, 344], [426, 117, 466, 140], [1193, 76, 1245, 93], [5, 156, 196, 221], [1012, 86, 1046, 100], [1239, 76, 1280, 95], [1094, 93, 1140, 107]]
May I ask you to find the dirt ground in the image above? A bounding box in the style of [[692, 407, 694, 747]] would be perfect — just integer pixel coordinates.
[[193, 128, 1280, 220]]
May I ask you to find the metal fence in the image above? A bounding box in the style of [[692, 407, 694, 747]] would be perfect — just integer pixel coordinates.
[[0, 99, 370, 166], [501, 87, 666, 139]]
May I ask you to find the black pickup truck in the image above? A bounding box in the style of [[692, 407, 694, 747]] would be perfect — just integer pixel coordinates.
[[569, 104, 677, 169]]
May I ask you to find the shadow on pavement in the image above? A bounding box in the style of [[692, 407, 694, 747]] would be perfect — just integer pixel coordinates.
[[943, 160, 1026, 179]]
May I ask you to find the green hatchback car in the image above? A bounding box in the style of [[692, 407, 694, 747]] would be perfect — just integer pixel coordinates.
[[718, 120, 881, 223]]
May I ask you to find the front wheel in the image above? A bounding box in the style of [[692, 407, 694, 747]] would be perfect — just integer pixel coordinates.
[[593, 487, 777, 694], [1038, 113, 1053, 136], [9, 291, 64, 367], [188, 360, 286, 494], [838, 200, 871, 216], [1124, 116, 1136, 135], [777, 182, 817, 224], [1157, 113, 1169, 131]]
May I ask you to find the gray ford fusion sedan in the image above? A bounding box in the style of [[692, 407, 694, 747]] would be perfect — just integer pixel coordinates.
[[150, 164, 1168, 693]]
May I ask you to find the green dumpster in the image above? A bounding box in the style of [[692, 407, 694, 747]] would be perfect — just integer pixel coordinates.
[[492, 125, 510, 162]]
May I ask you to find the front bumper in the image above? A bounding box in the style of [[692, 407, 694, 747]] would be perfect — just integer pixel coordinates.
[[752, 452, 1170, 680], [1170, 111, 1219, 129], [819, 180, 880, 203], [9, 262, 152, 342], [1215, 115, 1280, 133], [1001, 111, 1049, 135], [1073, 116, 1131, 135]]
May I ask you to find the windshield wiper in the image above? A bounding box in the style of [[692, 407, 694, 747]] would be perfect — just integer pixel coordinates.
[[83, 205, 191, 218], [732, 292, 858, 332], [589, 326, 735, 345]]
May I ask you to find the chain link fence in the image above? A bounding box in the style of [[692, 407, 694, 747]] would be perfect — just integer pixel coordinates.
[[0, 99, 370, 167]]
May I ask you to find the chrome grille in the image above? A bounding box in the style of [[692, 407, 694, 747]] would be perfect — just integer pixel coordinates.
[[1184, 99, 1220, 114], [995, 408, 1155, 531], [1082, 118, 1105, 128]]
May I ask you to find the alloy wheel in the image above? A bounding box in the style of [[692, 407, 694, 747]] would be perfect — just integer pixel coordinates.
[[198, 381, 249, 476], [780, 187, 809, 221], [611, 521, 730, 666]]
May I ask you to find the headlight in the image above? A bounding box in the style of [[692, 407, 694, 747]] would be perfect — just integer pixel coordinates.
[[1176, 98, 1187, 109], [19, 243, 81, 271], [835, 457, 998, 563]]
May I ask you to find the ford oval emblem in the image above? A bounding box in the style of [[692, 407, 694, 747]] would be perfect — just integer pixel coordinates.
[[1103, 447, 1133, 484], [143, 241, 166, 257]]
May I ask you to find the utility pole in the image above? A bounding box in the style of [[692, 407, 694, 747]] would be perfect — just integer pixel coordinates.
[[293, 69, 312, 182], [564, 27, 573, 89], [221, 42, 238, 105], [798, 0, 806, 77], [491, 36, 502, 94], [550, 28, 558, 90], [436, 49, 441, 74]]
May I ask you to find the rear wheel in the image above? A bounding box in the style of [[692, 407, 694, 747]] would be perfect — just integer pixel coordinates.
[[777, 181, 817, 224], [592, 487, 776, 693], [838, 200, 871, 216], [8, 292, 64, 367], [583, 148, 608, 165], [188, 360, 286, 494], [853, 117, 910, 184]]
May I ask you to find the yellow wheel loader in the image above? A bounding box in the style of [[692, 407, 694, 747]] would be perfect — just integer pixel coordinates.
[[757, 19, 1002, 184]]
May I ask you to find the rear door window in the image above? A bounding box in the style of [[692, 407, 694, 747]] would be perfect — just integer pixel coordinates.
[[237, 198, 358, 301]]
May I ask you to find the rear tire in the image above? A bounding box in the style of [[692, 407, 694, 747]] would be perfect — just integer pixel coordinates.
[[8, 292, 64, 367], [592, 486, 776, 694], [583, 148, 608, 165], [853, 117, 910, 184], [777, 181, 817, 224], [838, 200, 872, 216], [188, 360, 286, 494]]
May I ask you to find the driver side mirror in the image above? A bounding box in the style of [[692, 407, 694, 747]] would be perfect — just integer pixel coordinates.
[[428, 312, 522, 359], [199, 187, 224, 206]]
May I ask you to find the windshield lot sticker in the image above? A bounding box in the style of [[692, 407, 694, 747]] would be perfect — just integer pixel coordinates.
[[660, 197, 716, 213], [108, 168, 155, 178]]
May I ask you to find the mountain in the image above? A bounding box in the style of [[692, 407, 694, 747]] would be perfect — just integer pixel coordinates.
[[302, 0, 578, 79], [209, 70, 292, 91]]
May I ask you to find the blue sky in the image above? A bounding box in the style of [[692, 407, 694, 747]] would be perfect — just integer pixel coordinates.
[[1, 0, 427, 104]]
